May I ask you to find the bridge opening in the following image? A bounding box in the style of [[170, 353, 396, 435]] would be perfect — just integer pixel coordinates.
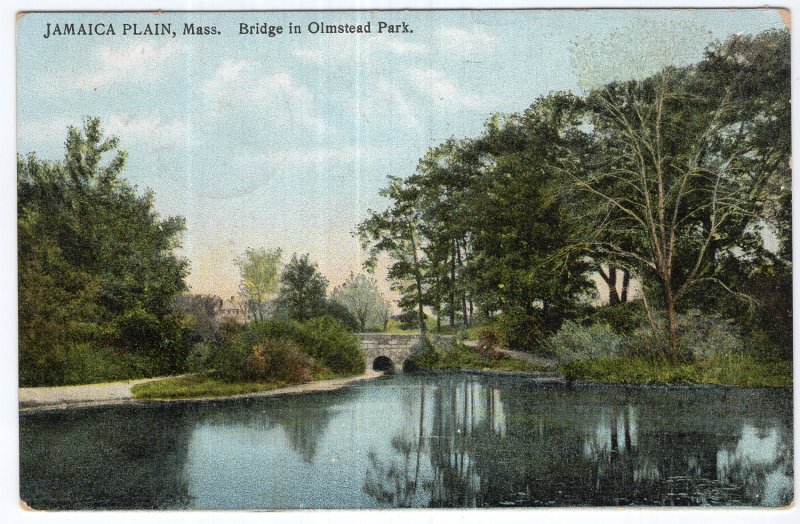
[[372, 356, 395, 373], [402, 359, 419, 373]]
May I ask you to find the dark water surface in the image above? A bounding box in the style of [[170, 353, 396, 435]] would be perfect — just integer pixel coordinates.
[[20, 373, 793, 509]]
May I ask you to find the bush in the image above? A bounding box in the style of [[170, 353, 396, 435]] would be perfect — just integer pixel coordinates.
[[495, 311, 547, 352], [63, 344, 159, 385], [244, 341, 314, 383], [678, 310, 743, 359], [215, 316, 365, 380], [296, 316, 365, 374], [582, 301, 646, 335], [622, 310, 744, 361], [547, 321, 624, 362], [321, 299, 360, 331], [184, 342, 215, 372]]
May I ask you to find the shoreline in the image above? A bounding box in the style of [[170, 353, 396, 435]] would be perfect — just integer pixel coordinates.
[[19, 366, 790, 414], [19, 370, 384, 413]]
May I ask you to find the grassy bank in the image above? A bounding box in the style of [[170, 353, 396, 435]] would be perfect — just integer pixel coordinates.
[[131, 369, 350, 400], [561, 354, 792, 388]]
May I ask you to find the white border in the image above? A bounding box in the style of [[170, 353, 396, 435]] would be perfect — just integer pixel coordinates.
[[2, 2, 796, 524]]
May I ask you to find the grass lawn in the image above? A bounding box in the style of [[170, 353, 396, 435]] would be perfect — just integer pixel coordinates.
[[131, 373, 290, 399], [561, 354, 793, 388]]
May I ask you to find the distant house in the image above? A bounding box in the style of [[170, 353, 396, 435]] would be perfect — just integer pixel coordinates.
[[218, 296, 248, 323]]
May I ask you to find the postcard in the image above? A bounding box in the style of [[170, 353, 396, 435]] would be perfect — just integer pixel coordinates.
[[16, 7, 792, 511]]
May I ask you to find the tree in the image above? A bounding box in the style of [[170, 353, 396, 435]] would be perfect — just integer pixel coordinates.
[[234, 247, 281, 321], [358, 177, 429, 333], [275, 253, 329, 321], [18, 118, 190, 384], [562, 30, 790, 359], [332, 273, 385, 331]]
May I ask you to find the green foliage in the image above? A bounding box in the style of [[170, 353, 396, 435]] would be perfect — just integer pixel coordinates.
[[547, 321, 624, 362], [184, 342, 215, 373], [294, 316, 365, 374], [275, 253, 329, 321], [172, 294, 222, 344], [494, 311, 547, 352], [621, 310, 744, 361], [561, 354, 792, 388], [62, 344, 159, 385], [409, 340, 551, 373], [18, 118, 189, 385], [235, 247, 281, 321], [331, 273, 388, 331], [581, 302, 646, 335], [319, 299, 360, 332], [214, 316, 364, 381]]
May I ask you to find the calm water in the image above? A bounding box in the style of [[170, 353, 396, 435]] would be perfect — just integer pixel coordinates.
[[20, 373, 793, 509]]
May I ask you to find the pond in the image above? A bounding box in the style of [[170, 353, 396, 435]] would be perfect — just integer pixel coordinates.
[[19, 373, 793, 509]]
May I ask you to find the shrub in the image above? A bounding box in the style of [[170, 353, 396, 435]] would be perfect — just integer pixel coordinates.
[[185, 342, 215, 372], [495, 311, 547, 352], [63, 344, 159, 385], [622, 310, 744, 361], [243, 341, 314, 383], [222, 316, 365, 377], [582, 301, 647, 335], [547, 321, 623, 362], [678, 310, 743, 359], [321, 299, 360, 331], [296, 316, 365, 374]]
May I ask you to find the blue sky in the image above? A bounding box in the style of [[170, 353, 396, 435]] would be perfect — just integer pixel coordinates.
[[16, 9, 785, 298]]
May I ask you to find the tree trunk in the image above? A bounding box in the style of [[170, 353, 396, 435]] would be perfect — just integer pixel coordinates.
[[620, 269, 631, 303], [599, 265, 621, 305], [456, 240, 468, 327], [662, 281, 679, 360], [450, 241, 456, 327], [407, 225, 427, 333]]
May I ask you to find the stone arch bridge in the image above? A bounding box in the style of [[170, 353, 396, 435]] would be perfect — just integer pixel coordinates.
[[357, 333, 454, 373]]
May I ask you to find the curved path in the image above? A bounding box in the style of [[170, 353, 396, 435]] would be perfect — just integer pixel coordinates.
[[19, 371, 383, 413]]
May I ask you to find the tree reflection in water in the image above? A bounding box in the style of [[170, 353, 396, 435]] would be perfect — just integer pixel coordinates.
[[363, 375, 793, 508]]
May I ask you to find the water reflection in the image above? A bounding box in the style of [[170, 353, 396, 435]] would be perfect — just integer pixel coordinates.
[[20, 375, 793, 509], [361, 376, 793, 508]]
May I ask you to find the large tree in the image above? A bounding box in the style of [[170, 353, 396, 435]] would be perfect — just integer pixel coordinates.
[[332, 273, 386, 332], [275, 253, 329, 322], [358, 177, 429, 333], [18, 118, 190, 384], [562, 30, 790, 359]]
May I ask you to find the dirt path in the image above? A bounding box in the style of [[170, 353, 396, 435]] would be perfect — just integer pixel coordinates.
[[462, 340, 559, 369], [19, 371, 384, 412], [495, 348, 559, 369]]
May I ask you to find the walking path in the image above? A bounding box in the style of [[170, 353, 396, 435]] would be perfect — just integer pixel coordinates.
[[462, 340, 559, 369], [19, 371, 383, 412]]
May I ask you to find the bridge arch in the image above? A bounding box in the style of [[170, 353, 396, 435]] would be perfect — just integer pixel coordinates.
[[372, 355, 395, 373], [358, 334, 426, 374]]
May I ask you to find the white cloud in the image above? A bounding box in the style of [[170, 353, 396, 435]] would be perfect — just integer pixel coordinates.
[[435, 25, 496, 55], [201, 61, 328, 131], [104, 113, 188, 150], [363, 79, 422, 131], [407, 68, 483, 108], [71, 40, 185, 90]]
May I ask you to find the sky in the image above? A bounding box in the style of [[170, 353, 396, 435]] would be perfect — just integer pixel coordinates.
[[16, 9, 786, 299]]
